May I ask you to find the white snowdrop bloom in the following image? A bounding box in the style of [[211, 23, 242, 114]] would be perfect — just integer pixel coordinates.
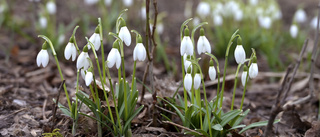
[[208, 60, 216, 81], [249, 0, 258, 6], [46, 1, 56, 15], [36, 49, 49, 67], [180, 36, 193, 56], [183, 54, 192, 73], [39, 16, 47, 29], [140, 7, 146, 20], [107, 44, 121, 69], [64, 41, 77, 61], [194, 73, 201, 90], [122, 0, 132, 7], [249, 63, 258, 78], [273, 10, 282, 20], [310, 17, 318, 29], [234, 9, 243, 21], [241, 70, 248, 87], [258, 16, 272, 29], [88, 33, 101, 51], [133, 43, 146, 61], [85, 71, 93, 86], [184, 73, 192, 91], [119, 26, 131, 46], [84, 0, 98, 5], [294, 9, 307, 23], [196, 2, 210, 18], [104, 0, 112, 6], [234, 44, 246, 64], [197, 28, 211, 55], [213, 14, 223, 26], [290, 24, 298, 38], [157, 23, 164, 35], [223, 1, 239, 17], [80, 69, 86, 80], [76, 46, 90, 70]]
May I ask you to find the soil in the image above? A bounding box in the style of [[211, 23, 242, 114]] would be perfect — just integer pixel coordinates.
[[0, 0, 320, 137]]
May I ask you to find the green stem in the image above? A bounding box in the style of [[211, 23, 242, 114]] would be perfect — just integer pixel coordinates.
[[121, 56, 128, 121], [196, 89, 203, 130], [93, 78, 102, 137], [181, 56, 188, 113], [240, 70, 249, 110], [72, 69, 80, 135], [231, 64, 242, 110], [131, 61, 137, 97]]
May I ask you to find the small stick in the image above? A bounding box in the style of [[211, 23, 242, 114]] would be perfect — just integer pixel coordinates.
[[50, 80, 65, 132]]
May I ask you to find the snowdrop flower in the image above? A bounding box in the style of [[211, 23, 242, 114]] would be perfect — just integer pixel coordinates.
[[213, 14, 223, 26], [104, 0, 112, 6], [234, 37, 246, 64], [196, 2, 210, 18], [36, 42, 49, 67], [46, 0, 56, 15], [39, 16, 47, 29], [77, 46, 90, 70], [85, 69, 93, 86], [88, 26, 101, 51], [249, 0, 258, 6], [258, 16, 272, 29], [157, 23, 164, 35], [241, 65, 248, 86], [64, 37, 77, 61], [81, 69, 86, 80], [133, 35, 146, 61], [310, 16, 318, 29], [180, 27, 193, 56], [184, 67, 192, 91], [119, 18, 131, 46], [140, 6, 146, 20], [249, 57, 258, 78], [183, 54, 192, 73], [84, 0, 98, 5], [107, 40, 121, 69], [197, 28, 211, 55], [294, 9, 307, 23], [122, 0, 132, 7], [208, 60, 216, 81], [234, 9, 243, 21], [194, 73, 201, 90], [290, 24, 298, 38]]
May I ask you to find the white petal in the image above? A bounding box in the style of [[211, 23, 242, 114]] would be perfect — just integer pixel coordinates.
[[180, 37, 187, 56], [209, 66, 216, 81], [83, 53, 90, 70], [133, 45, 138, 61], [122, 0, 132, 7], [89, 33, 101, 51], [241, 71, 248, 86], [81, 69, 86, 80], [137, 43, 146, 61], [290, 24, 298, 38], [70, 44, 77, 61], [107, 48, 117, 68], [46, 1, 56, 14], [184, 60, 192, 73], [186, 37, 194, 55], [39, 17, 47, 28], [197, 36, 204, 55], [184, 74, 192, 91], [197, 36, 211, 55], [64, 43, 72, 60], [38, 50, 49, 67], [249, 63, 258, 78], [194, 74, 201, 90], [36, 50, 42, 67], [85, 72, 93, 86], [197, 2, 210, 18], [203, 37, 211, 54], [119, 27, 131, 46], [234, 45, 246, 64], [294, 9, 307, 23], [115, 49, 121, 69], [77, 52, 89, 70]]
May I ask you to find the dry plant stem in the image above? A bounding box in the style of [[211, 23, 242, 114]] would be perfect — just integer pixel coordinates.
[[50, 80, 65, 132], [264, 39, 308, 136]]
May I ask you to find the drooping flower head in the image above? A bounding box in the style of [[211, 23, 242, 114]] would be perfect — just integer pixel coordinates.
[[88, 26, 101, 51], [197, 27, 211, 55], [184, 54, 193, 73], [184, 66, 192, 92], [76, 45, 90, 70], [290, 23, 298, 38], [64, 37, 77, 61], [249, 56, 258, 78], [196, 1, 210, 18], [46, 0, 56, 15], [85, 67, 94, 86], [39, 16, 47, 29], [180, 27, 193, 56], [106, 40, 121, 69], [133, 35, 146, 61], [241, 65, 249, 86], [234, 37, 246, 64], [194, 71, 201, 90], [119, 18, 131, 46], [208, 59, 216, 81], [122, 0, 133, 7], [294, 8, 307, 24], [36, 42, 50, 67]]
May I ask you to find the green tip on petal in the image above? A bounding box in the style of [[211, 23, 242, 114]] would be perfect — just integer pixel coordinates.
[[95, 25, 100, 33], [137, 34, 143, 43], [200, 27, 205, 36], [119, 18, 126, 28], [187, 66, 192, 73], [184, 27, 190, 36], [243, 65, 248, 71], [42, 42, 48, 49], [113, 40, 120, 49], [83, 45, 88, 52], [209, 59, 214, 66], [252, 56, 257, 63], [69, 37, 75, 43], [237, 36, 242, 45]]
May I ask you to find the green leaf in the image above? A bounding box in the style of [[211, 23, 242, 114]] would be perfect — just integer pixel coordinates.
[[212, 124, 223, 131], [195, 129, 209, 137], [123, 105, 144, 131], [231, 109, 250, 127], [158, 97, 185, 124], [239, 119, 280, 134], [220, 110, 241, 126], [184, 131, 201, 137], [229, 125, 246, 130], [53, 99, 71, 117]]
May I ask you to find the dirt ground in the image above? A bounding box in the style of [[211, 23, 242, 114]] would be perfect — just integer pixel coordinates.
[[1, 0, 320, 136]]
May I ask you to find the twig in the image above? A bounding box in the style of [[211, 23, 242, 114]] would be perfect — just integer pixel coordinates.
[[140, 63, 149, 103], [162, 121, 203, 136], [50, 80, 65, 132], [264, 39, 309, 136]]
